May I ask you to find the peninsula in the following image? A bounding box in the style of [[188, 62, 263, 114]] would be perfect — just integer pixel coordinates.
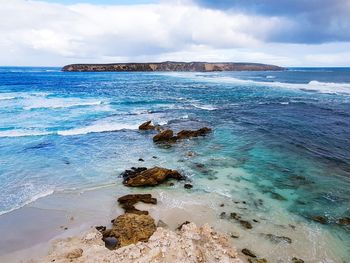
[[62, 61, 283, 72]]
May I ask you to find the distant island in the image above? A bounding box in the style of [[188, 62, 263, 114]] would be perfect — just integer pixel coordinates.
[[62, 61, 284, 72]]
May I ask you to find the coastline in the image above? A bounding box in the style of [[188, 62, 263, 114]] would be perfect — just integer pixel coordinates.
[[0, 171, 347, 262]]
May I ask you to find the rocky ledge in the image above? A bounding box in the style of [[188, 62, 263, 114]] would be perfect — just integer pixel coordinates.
[[62, 61, 284, 72], [41, 223, 243, 263]]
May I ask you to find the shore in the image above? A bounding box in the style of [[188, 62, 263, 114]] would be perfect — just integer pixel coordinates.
[[0, 177, 346, 262]]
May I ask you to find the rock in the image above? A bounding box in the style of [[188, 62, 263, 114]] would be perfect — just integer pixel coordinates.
[[153, 129, 174, 142], [176, 221, 190, 230], [248, 259, 267, 263], [139, 120, 155, 130], [121, 167, 147, 180], [242, 248, 256, 258], [338, 217, 350, 225], [176, 127, 212, 140], [184, 183, 193, 189], [270, 192, 287, 201], [220, 203, 225, 207], [311, 215, 328, 224], [66, 248, 83, 259], [122, 167, 185, 187], [153, 127, 212, 143], [239, 220, 253, 229], [105, 213, 156, 248], [261, 233, 292, 244], [117, 194, 157, 214], [95, 226, 106, 232], [220, 212, 227, 219], [230, 233, 240, 238], [138, 158, 144, 162], [42, 222, 243, 263], [230, 212, 241, 220], [292, 257, 305, 263]]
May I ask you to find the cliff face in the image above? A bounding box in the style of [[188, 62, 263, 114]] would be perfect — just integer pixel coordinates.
[[62, 61, 283, 72]]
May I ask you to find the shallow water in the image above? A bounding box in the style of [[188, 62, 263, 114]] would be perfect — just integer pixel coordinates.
[[0, 67, 349, 261]]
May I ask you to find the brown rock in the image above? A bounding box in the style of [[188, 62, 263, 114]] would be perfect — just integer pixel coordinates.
[[122, 166, 185, 187], [66, 248, 83, 259], [262, 233, 292, 244], [153, 129, 174, 142], [117, 194, 157, 214], [292, 257, 305, 263], [139, 120, 155, 130], [311, 216, 328, 224], [105, 213, 156, 248], [338, 217, 350, 225], [239, 220, 253, 229], [176, 127, 212, 140], [242, 248, 256, 258]]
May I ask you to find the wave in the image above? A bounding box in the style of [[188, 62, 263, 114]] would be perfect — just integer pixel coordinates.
[[0, 129, 51, 138], [0, 189, 54, 216], [57, 122, 139, 136], [0, 122, 139, 138], [164, 73, 350, 95], [192, 103, 218, 111], [23, 98, 103, 110]]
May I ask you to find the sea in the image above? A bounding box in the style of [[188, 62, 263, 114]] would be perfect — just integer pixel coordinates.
[[0, 67, 349, 262]]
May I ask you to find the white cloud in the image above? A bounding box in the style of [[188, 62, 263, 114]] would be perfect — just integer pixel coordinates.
[[0, 0, 349, 66]]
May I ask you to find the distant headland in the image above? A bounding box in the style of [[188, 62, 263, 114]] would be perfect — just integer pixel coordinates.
[[62, 61, 284, 72]]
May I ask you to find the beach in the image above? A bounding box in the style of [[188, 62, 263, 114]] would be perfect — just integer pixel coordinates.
[[0, 68, 349, 262]]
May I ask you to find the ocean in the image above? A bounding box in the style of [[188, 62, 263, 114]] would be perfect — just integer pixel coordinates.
[[0, 67, 349, 261]]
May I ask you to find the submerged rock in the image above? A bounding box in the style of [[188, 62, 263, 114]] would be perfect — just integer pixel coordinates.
[[184, 183, 193, 189], [139, 120, 155, 130], [66, 248, 83, 259], [338, 217, 350, 225], [122, 166, 185, 187], [261, 233, 292, 244], [270, 191, 287, 201], [242, 248, 256, 258], [239, 220, 253, 229], [117, 194, 157, 214], [311, 215, 328, 224]]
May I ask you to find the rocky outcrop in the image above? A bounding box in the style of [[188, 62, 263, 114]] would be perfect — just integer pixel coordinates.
[[121, 167, 185, 187], [153, 127, 212, 143], [62, 61, 284, 72], [138, 120, 155, 130], [153, 129, 174, 142], [104, 213, 157, 248], [41, 223, 243, 263], [117, 194, 157, 215]]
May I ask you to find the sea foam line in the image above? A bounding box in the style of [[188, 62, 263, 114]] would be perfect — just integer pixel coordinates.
[[0, 189, 54, 216], [162, 73, 350, 95], [0, 123, 140, 138]]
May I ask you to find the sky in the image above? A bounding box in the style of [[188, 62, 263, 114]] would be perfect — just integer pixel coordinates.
[[0, 0, 349, 66]]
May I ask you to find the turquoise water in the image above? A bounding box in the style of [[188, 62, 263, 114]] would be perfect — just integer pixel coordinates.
[[0, 67, 349, 260]]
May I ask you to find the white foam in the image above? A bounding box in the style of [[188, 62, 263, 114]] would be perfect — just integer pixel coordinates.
[[163, 73, 350, 95], [23, 97, 103, 110], [0, 129, 51, 138], [266, 75, 275, 79], [192, 103, 218, 111], [0, 189, 54, 216], [57, 122, 139, 136]]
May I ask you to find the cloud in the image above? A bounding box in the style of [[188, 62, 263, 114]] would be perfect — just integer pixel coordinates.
[[0, 0, 349, 66], [194, 0, 350, 43]]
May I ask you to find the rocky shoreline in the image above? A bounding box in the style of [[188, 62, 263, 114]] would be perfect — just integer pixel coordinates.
[[36, 121, 309, 263], [62, 61, 284, 72]]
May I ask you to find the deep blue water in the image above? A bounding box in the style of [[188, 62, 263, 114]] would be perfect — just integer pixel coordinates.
[[0, 67, 349, 258]]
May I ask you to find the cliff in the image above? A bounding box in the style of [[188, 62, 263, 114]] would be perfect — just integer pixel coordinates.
[[62, 61, 283, 72]]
